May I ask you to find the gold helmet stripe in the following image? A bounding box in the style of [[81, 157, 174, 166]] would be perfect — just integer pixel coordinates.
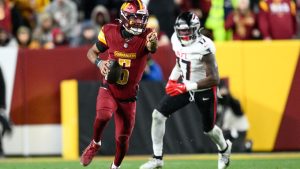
[[136, 0, 143, 10]]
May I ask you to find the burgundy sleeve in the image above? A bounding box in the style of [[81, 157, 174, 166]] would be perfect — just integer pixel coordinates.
[[258, 1, 271, 39]]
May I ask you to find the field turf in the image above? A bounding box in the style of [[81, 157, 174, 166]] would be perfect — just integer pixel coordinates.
[[0, 153, 299, 169]]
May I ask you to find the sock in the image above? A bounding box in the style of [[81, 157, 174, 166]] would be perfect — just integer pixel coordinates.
[[93, 140, 101, 146], [153, 155, 163, 160], [205, 125, 227, 151], [151, 109, 167, 157], [114, 135, 129, 166]]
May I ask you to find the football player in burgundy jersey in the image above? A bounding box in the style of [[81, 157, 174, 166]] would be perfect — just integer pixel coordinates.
[[80, 1, 158, 169], [140, 12, 232, 169]]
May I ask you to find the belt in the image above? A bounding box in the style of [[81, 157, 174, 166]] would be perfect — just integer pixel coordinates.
[[100, 82, 137, 103], [117, 96, 137, 103]]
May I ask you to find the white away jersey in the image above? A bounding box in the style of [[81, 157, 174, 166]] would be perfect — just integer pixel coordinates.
[[170, 33, 217, 83]]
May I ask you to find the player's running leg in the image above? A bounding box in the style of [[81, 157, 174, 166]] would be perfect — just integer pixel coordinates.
[[140, 94, 190, 169], [194, 87, 232, 169], [80, 88, 117, 166], [111, 100, 136, 168]]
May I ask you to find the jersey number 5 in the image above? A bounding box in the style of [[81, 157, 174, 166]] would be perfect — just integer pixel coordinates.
[[117, 59, 131, 85]]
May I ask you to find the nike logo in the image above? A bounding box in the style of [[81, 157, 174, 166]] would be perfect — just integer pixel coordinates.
[[202, 97, 210, 101]]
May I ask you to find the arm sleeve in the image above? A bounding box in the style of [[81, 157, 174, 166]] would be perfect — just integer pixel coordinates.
[[96, 41, 108, 53], [97, 26, 108, 48]]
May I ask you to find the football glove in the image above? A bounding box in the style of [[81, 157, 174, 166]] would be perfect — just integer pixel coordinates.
[[166, 81, 198, 96], [165, 80, 176, 92], [166, 82, 187, 96]]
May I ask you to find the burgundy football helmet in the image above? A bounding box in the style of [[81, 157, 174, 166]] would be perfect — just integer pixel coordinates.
[[120, 0, 149, 35]]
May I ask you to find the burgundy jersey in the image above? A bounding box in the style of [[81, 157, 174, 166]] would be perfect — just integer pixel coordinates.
[[258, 0, 297, 39], [98, 24, 152, 99]]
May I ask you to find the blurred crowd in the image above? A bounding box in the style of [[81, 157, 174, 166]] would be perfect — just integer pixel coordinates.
[[0, 0, 299, 49]]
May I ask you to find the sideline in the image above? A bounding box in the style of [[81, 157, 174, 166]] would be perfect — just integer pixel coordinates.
[[0, 152, 299, 163]]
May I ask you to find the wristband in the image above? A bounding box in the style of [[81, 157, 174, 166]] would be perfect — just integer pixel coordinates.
[[95, 58, 102, 67], [185, 82, 198, 91]]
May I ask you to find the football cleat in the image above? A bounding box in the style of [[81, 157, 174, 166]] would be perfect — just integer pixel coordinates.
[[218, 139, 232, 169], [139, 158, 164, 169], [80, 141, 100, 166], [110, 163, 120, 169]]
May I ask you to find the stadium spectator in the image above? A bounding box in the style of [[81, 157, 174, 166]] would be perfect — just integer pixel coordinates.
[[258, 0, 297, 39], [148, 0, 177, 37], [205, 0, 228, 41], [142, 57, 163, 81], [16, 26, 40, 49], [71, 5, 109, 47], [217, 79, 252, 152], [146, 15, 170, 47], [0, 66, 12, 157], [0, 0, 12, 33], [52, 27, 68, 47], [45, 0, 78, 39], [297, 0, 300, 38], [91, 5, 110, 32], [9, 1, 25, 36], [0, 27, 17, 47], [33, 13, 55, 49], [14, 0, 50, 14], [71, 21, 98, 47], [225, 0, 256, 40], [199, 0, 212, 25], [13, 0, 39, 30], [174, 0, 193, 12]]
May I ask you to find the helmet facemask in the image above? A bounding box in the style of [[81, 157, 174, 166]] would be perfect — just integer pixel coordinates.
[[175, 25, 198, 46], [121, 10, 148, 35], [174, 12, 200, 46]]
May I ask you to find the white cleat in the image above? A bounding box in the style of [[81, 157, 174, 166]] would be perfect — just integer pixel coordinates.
[[139, 158, 164, 169], [110, 163, 120, 169], [218, 140, 232, 169]]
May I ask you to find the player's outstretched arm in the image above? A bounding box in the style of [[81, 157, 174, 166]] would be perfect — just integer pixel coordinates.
[[87, 44, 110, 76], [196, 53, 220, 89]]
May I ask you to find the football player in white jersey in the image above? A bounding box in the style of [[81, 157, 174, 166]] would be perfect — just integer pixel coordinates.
[[140, 12, 232, 169]]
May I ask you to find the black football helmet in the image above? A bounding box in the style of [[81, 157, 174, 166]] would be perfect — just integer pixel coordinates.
[[174, 12, 200, 46], [120, 0, 149, 35]]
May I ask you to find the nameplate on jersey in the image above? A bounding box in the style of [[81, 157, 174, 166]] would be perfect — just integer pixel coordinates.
[[175, 50, 202, 60], [114, 51, 137, 59]]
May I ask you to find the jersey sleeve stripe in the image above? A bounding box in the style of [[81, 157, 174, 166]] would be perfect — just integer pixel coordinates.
[[98, 28, 107, 46]]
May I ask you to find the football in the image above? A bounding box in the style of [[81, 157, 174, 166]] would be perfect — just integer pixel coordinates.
[[106, 60, 122, 84]]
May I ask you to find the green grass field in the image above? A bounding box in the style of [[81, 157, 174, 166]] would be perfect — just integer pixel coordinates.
[[0, 153, 300, 169]]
